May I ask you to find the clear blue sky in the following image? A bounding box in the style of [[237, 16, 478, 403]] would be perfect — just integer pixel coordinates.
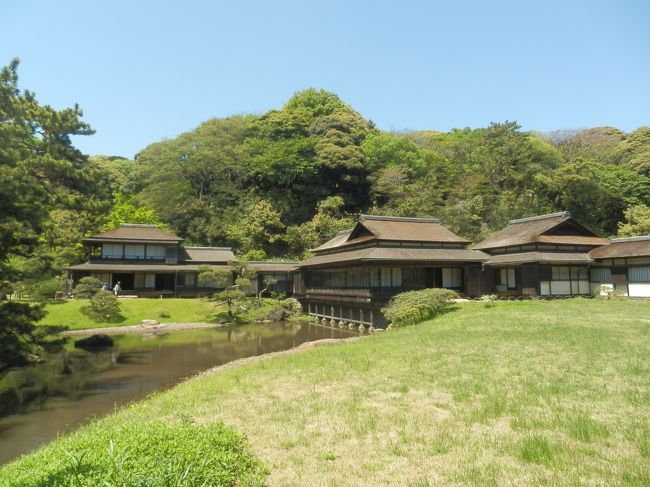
[[4, 0, 649, 158]]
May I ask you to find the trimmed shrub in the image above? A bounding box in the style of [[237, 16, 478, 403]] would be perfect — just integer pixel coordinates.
[[81, 290, 122, 322], [73, 277, 104, 299], [158, 308, 171, 318], [280, 297, 303, 316], [382, 288, 458, 327], [31, 279, 62, 302]]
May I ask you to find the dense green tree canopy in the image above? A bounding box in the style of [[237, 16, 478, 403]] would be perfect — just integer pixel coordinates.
[[0, 58, 104, 367], [3, 59, 650, 272]]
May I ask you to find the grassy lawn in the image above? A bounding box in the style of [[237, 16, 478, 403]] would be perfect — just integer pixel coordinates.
[[5, 299, 650, 485], [37, 297, 285, 330]]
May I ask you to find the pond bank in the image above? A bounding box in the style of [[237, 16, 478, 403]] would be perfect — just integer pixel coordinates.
[[0, 321, 357, 466], [191, 336, 360, 380], [60, 322, 225, 336], [4, 299, 649, 485]]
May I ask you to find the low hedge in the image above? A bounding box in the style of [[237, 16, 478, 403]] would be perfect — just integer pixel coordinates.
[[382, 288, 459, 326]]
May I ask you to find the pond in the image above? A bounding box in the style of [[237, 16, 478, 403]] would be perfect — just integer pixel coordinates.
[[0, 321, 355, 465]]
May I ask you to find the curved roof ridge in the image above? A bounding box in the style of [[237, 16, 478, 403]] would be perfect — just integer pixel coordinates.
[[508, 211, 571, 225], [184, 246, 233, 250], [610, 235, 650, 243], [360, 214, 441, 224], [119, 223, 160, 228]]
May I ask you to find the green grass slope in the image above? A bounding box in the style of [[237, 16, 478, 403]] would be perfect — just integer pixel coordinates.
[[6, 299, 650, 485], [37, 298, 215, 329], [36, 298, 292, 330]]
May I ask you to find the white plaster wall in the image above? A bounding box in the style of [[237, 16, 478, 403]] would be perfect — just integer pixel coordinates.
[[628, 283, 650, 297]]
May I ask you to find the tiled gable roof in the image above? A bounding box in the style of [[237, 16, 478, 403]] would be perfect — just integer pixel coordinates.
[[84, 224, 182, 243], [182, 247, 235, 263], [589, 235, 650, 259], [473, 212, 605, 250], [312, 215, 469, 253]]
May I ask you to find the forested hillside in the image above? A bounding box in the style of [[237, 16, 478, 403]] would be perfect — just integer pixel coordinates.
[[130, 89, 650, 258], [3, 59, 650, 290]]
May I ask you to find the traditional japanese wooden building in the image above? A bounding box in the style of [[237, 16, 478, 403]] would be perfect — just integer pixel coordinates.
[[67, 224, 236, 297], [474, 211, 610, 297], [293, 215, 489, 327], [588, 235, 650, 297], [245, 261, 298, 296]]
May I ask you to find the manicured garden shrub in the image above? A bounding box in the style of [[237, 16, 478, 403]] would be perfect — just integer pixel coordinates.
[[73, 276, 104, 299], [31, 279, 62, 302], [81, 290, 122, 322], [0, 419, 267, 486], [382, 288, 459, 326], [280, 297, 303, 316]]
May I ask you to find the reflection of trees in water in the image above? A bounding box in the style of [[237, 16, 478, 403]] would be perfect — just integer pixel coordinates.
[[0, 323, 356, 418], [0, 347, 117, 417]]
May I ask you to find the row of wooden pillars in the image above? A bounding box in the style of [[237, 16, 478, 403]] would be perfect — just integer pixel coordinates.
[[306, 302, 374, 329]]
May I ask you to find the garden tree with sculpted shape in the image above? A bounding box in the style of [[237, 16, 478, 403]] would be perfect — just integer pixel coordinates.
[[81, 290, 122, 322], [0, 58, 97, 367], [258, 276, 278, 299], [197, 264, 249, 319], [73, 276, 104, 299]]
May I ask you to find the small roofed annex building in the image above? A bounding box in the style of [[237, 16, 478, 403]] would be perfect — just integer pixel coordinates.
[[475, 212, 610, 297], [589, 235, 650, 297], [292, 215, 489, 328], [66, 224, 236, 297]]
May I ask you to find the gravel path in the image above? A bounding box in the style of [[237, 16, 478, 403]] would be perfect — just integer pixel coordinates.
[[60, 322, 226, 336]]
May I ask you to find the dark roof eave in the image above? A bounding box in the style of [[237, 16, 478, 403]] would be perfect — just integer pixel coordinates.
[[298, 257, 487, 269], [83, 237, 183, 244]]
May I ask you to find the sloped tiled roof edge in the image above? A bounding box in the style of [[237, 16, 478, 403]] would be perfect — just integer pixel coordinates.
[[359, 214, 441, 224], [507, 211, 572, 225], [84, 224, 182, 242], [473, 212, 603, 250], [589, 235, 650, 259]]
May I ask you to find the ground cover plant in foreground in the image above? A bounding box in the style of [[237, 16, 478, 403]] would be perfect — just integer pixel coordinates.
[[3, 299, 649, 485], [1, 418, 266, 486]]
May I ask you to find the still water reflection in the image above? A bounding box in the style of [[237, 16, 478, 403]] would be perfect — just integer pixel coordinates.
[[0, 322, 354, 465]]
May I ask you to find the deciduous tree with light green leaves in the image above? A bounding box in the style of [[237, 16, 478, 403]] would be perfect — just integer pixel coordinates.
[[618, 205, 650, 237], [101, 193, 164, 231]]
